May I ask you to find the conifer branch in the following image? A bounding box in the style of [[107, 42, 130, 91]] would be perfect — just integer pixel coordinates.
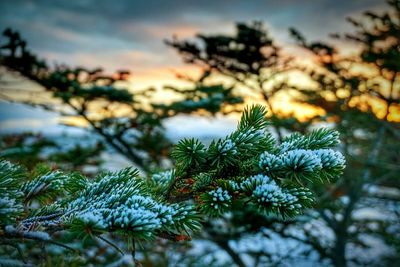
[[0, 105, 346, 264]]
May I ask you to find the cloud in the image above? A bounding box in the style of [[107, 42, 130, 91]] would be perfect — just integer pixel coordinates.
[[123, 23, 200, 40], [1, 0, 388, 55]]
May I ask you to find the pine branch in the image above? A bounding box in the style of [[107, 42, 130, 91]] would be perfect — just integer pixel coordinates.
[[0, 105, 346, 264]]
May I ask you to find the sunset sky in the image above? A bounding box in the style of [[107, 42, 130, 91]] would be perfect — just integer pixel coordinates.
[[0, 0, 390, 134]]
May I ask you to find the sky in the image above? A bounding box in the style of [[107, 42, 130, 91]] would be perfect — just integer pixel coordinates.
[[0, 0, 390, 135]]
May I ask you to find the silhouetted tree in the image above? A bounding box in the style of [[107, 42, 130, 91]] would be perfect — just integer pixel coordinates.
[[167, 22, 301, 141], [0, 30, 243, 173], [284, 0, 400, 266]]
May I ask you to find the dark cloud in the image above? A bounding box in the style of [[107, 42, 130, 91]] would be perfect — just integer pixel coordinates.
[[0, 0, 388, 70]]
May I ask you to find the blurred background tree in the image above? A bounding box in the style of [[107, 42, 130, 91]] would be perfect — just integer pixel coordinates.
[[0, 133, 104, 174], [286, 1, 400, 265], [0, 30, 243, 173], [166, 21, 308, 142]]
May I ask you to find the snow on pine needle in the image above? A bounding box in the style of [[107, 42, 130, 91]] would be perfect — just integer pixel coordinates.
[[0, 105, 345, 256]]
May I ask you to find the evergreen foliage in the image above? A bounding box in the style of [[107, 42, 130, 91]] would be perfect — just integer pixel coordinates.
[[0, 29, 243, 173], [282, 1, 400, 266], [167, 22, 296, 142], [0, 133, 104, 174], [1, 1, 397, 266], [165, 2, 399, 266], [0, 105, 345, 265], [289, 0, 400, 122], [154, 72, 243, 116]]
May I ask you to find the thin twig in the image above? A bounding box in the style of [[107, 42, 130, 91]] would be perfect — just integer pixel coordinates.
[[97, 235, 124, 255]]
